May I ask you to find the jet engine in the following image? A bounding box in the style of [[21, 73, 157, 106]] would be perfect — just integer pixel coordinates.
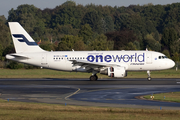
[[100, 67, 127, 78]]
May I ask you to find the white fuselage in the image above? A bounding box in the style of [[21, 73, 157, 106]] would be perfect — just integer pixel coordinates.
[[6, 50, 175, 72], [6, 22, 176, 80]]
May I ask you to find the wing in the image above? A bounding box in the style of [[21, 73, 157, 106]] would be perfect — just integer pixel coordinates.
[[69, 59, 120, 72]]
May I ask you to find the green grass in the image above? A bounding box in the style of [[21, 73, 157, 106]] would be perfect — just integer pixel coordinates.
[[0, 68, 179, 79], [144, 92, 180, 103], [0, 99, 180, 120]]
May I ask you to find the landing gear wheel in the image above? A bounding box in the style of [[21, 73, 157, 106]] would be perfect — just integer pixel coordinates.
[[90, 75, 98, 81], [147, 77, 151, 81], [147, 70, 151, 81], [94, 74, 98, 80]]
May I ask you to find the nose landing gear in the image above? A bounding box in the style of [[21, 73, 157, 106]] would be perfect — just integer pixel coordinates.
[[147, 70, 151, 81]]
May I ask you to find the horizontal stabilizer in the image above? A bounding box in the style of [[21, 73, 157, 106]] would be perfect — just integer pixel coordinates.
[[6, 53, 29, 60]]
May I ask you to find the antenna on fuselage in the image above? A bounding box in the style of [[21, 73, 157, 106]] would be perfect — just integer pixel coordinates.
[[146, 48, 148, 51], [72, 49, 74, 52]]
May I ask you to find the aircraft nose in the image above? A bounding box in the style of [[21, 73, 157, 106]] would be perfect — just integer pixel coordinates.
[[170, 59, 175, 68]]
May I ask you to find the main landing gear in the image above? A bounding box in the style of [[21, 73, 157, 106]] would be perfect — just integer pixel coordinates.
[[147, 70, 151, 81], [90, 74, 98, 81], [90, 71, 98, 81]]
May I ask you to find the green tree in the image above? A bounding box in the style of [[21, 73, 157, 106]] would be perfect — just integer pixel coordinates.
[[6, 61, 24, 69], [39, 41, 55, 51], [89, 34, 114, 50], [0, 21, 11, 50], [0, 44, 3, 60], [8, 4, 46, 40], [105, 29, 138, 50], [172, 52, 179, 62], [53, 1, 84, 29], [169, 40, 180, 55], [0, 15, 6, 22], [169, 28, 178, 46], [57, 35, 86, 51], [78, 24, 93, 44], [104, 15, 114, 33], [133, 41, 141, 50], [3, 45, 15, 57], [162, 27, 178, 54], [82, 10, 103, 34], [144, 34, 161, 51], [162, 49, 170, 58], [55, 24, 79, 36], [125, 42, 137, 50], [161, 28, 169, 48]]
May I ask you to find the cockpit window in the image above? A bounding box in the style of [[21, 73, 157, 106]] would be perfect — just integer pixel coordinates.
[[159, 56, 168, 59]]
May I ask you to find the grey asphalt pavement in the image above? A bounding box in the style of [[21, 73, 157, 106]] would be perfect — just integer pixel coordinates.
[[0, 78, 180, 110]]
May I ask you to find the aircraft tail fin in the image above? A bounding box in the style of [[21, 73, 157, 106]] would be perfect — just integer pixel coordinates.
[[8, 22, 44, 53]]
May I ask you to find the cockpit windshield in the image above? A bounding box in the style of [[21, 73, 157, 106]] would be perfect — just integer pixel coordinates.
[[159, 56, 168, 59]]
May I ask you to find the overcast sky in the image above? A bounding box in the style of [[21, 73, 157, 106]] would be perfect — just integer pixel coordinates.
[[1, 0, 180, 18]]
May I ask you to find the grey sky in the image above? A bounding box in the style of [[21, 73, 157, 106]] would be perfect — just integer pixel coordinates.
[[1, 0, 180, 18]]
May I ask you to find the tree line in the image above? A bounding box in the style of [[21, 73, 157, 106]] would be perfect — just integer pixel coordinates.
[[1, 1, 180, 68]]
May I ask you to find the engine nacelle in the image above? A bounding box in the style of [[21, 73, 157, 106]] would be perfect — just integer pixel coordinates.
[[108, 67, 127, 78]]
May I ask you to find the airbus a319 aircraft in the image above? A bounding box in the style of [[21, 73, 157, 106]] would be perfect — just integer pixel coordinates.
[[6, 22, 175, 81]]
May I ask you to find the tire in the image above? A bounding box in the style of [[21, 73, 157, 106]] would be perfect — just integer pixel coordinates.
[[90, 75, 97, 81], [147, 77, 151, 81], [94, 74, 98, 80]]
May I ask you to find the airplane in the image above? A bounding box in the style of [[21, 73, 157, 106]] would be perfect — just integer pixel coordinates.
[[6, 22, 175, 81]]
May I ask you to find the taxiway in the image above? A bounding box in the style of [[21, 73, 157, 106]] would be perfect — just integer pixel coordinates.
[[0, 78, 180, 110]]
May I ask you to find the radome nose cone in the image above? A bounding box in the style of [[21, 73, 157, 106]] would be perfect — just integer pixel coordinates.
[[170, 60, 175, 68]]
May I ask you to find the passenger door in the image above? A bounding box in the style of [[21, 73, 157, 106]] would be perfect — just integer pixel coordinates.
[[146, 53, 152, 64]]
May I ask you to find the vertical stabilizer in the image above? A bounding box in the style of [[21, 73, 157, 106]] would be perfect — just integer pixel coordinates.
[[8, 22, 44, 53]]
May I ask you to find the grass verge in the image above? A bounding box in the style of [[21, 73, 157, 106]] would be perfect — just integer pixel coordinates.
[[144, 92, 180, 103], [0, 99, 180, 120], [0, 68, 179, 78]]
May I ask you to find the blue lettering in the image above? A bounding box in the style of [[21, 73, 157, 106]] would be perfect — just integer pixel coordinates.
[[86, 53, 145, 63], [96, 55, 103, 62], [138, 53, 145, 62], [131, 55, 134, 62], [87, 55, 94, 62], [123, 55, 130, 62], [112, 55, 122, 62], [104, 55, 112, 62]]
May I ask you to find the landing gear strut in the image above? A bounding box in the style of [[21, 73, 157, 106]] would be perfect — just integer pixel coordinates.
[[90, 74, 98, 81], [147, 70, 151, 81]]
